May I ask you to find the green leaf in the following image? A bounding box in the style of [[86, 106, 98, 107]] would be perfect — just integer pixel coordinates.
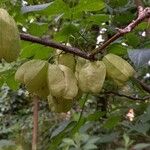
[[133, 143, 150, 150], [86, 14, 110, 25], [107, 43, 127, 56], [136, 22, 149, 30], [123, 133, 131, 147], [97, 132, 119, 143], [74, 0, 105, 12], [72, 118, 86, 134], [20, 43, 54, 60], [125, 33, 140, 48], [0, 140, 17, 150], [83, 143, 97, 150], [130, 122, 150, 134], [40, 0, 70, 16], [48, 121, 76, 150], [0, 63, 13, 76], [138, 113, 150, 124], [28, 23, 48, 36], [103, 115, 121, 129], [87, 111, 106, 121], [62, 138, 76, 146], [113, 12, 134, 26], [107, 0, 128, 8], [146, 105, 150, 115], [5, 73, 19, 90], [0, 140, 15, 148], [87, 137, 100, 144], [0, 63, 19, 90], [54, 24, 79, 42]]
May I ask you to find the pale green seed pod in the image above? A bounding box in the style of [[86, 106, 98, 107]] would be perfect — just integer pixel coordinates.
[[78, 61, 106, 93], [48, 64, 78, 99], [0, 9, 20, 62], [48, 64, 66, 98], [75, 57, 87, 80], [48, 94, 72, 113], [15, 60, 49, 98], [57, 52, 76, 71], [15, 61, 31, 83], [59, 64, 78, 99], [102, 53, 136, 86]]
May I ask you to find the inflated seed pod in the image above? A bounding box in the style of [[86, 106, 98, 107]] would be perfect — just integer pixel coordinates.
[[0, 9, 20, 62], [48, 64, 78, 99], [47, 64, 66, 98], [78, 61, 106, 93], [15, 61, 31, 83], [75, 57, 87, 80], [102, 53, 135, 86], [35, 86, 49, 99], [57, 51, 76, 71], [48, 94, 72, 113], [15, 60, 49, 98], [59, 64, 78, 99]]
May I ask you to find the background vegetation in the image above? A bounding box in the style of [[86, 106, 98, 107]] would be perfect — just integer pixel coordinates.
[[0, 0, 150, 150]]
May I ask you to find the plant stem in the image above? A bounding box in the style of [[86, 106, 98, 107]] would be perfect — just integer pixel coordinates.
[[20, 33, 94, 60], [32, 95, 39, 150], [71, 94, 89, 134]]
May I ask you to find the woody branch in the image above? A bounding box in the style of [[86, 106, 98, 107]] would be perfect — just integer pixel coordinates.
[[89, 6, 150, 56], [20, 6, 150, 94], [20, 6, 150, 60]]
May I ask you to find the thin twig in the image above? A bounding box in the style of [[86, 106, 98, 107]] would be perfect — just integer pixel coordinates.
[[72, 94, 89, 134], [133, 77, 150, 93], [134, 0, 150, 37], [105, 91, 150, 100], [78, 94, 89, 122], [89, 6, 150, 56], [20, 33, 95, 60], [32, 95, 39, 150]]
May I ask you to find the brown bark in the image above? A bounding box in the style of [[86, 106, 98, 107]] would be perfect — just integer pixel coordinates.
[[32, 95, 39, 150], [20, 33, 95, 60]]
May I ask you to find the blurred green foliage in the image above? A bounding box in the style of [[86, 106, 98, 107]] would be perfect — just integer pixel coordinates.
[[0, 0, 150, 150]]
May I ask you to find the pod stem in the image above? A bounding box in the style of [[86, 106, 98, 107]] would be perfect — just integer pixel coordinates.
[[72, 93, 89, 134], [32, 95, 39, 150]]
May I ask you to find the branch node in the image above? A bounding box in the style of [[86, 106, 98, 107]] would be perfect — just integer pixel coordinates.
[[145, 8, 150, 15], [138, 6, 144, 14], [117, 27, 131, 34]]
